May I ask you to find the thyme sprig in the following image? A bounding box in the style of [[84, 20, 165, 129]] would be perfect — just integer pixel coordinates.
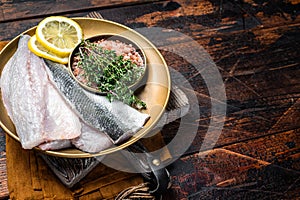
[[76, 40, 146, 109]]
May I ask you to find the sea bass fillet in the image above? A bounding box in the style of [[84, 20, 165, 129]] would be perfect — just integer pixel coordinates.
[[71, 120, 113, 153], [38, 119, 114, 152], [44, 60, 150, 144], [0, 35, 81, 149]]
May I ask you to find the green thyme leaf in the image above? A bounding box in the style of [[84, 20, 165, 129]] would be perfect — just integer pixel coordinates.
[[75, 40, 146, 109]]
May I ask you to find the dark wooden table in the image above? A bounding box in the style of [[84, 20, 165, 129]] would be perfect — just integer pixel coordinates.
[[0, 0, 299, 199]]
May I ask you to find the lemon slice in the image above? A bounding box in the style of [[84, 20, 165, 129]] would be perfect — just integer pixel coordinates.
[[28, 35, 69, 64], [35, 16, 83, 57]]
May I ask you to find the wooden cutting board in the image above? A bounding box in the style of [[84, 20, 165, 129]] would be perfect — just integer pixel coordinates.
[[6, 136, 144, 199], [6, 131, 170, 199]]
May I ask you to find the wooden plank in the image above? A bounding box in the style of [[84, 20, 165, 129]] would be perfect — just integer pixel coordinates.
[[73, 162, 143, 198], [36, 157, 74, 199], [164, 149, 268, 199], [122, 0, 300, 38], [0, 1, 167, 41], [0, 0, 161, 23], [221, 99, 300, 170], [6, 137, 44, 199], [78, 191, 103, 200], [223, 129, 300, 170], [156, 20, 300, 155], [1, 0, 299, 41], [0, 42, 8, 51], [6, 136, 74, 199], [5, 130, 145, 199], [165, 149, 300, 199]]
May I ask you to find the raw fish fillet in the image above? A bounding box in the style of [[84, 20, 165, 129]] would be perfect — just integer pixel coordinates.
[[44, 60, 150, 144], [0, 35, 81, 149], [40, 120, 113, 152], [44, 82, 81, 141], [39, 139, 72, 151], [84, 90, 149, 134], [72, 120, 113, 153]]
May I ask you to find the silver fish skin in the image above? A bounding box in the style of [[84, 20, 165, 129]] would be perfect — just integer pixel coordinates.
[[83, 90, 150, 142], [44, 60, 149, 143]]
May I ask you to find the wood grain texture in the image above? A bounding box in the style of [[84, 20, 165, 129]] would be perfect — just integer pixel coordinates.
[[6, 132, 145, 199], [164, 149, 300, 199], [0, 0, 299, 199], [224, 129, 300, 170], [158, 22, 300, 156], [0, 0, 162, 22]]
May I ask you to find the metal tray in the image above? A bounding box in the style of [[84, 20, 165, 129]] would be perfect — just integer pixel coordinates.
[[0, 18, 171, 158]]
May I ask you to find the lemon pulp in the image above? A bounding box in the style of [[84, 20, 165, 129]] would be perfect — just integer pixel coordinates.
[[35, 16, 83, 57]]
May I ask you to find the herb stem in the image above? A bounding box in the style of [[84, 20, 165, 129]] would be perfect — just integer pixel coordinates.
[[75, 40, 146, 109]]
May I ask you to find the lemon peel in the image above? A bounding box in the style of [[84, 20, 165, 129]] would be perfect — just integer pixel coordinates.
[[28, 35, 69, 64], [35, 16, 83, 57]]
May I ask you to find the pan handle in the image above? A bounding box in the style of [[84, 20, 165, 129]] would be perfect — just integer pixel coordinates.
[[125, 141, 171, 198], [121, 85, 190, 197]]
